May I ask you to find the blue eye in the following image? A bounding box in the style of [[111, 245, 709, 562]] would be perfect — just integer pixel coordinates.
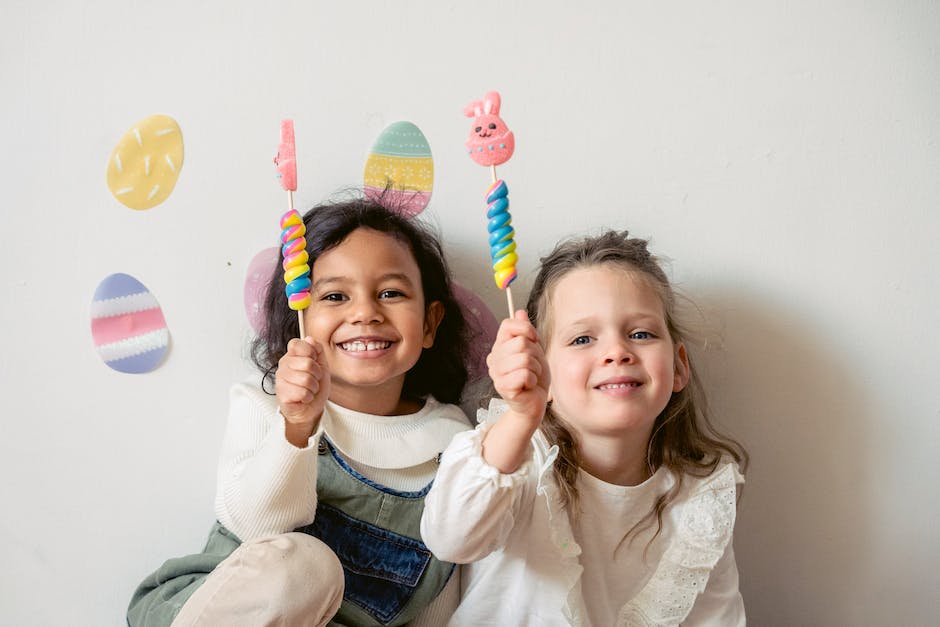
[[571, 336, 592, 345], [630, 331, 654, 340]]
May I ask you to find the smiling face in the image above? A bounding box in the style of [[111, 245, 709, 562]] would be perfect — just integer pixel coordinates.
[[543, 264, 689, 442], [470, 114, 506, 139], [303, 227, 443, 414]]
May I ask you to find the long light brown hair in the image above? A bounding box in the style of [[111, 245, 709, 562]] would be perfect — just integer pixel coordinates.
[[527, 230, 748, 541]]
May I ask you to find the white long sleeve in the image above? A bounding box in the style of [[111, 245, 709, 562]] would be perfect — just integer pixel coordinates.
[[421, 399, 746, 626], [212, 382, 471, 625], [422, 420, 536, 564], [214, 382, 321, 541]]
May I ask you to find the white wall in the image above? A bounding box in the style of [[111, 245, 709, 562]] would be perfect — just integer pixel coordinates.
[[2, 1, 938, 624]]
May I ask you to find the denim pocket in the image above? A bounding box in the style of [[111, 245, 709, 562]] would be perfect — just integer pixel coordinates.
[[303, 502, 432, 624]]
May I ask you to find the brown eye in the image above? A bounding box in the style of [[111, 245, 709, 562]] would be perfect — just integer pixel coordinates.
[[488, 123, 497, 129]]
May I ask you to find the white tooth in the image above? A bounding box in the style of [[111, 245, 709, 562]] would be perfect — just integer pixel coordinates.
[[342, 340, 391, 351], [340, 340, 391, 352]]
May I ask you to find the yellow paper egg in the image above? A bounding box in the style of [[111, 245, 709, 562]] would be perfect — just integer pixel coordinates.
[[106, 114, 184, 210]]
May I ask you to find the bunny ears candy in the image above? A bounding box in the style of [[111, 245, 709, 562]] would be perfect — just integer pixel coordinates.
[[464, 91, 518, 318], [464, 91, 515, 167]]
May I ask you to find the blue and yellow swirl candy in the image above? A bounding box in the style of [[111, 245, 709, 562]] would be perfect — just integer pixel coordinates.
[[485, 180, 517, 289]]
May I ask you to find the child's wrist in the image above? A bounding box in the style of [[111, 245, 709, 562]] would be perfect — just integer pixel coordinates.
[[282, 413, 321, 448], [501, 407, 542, 437]]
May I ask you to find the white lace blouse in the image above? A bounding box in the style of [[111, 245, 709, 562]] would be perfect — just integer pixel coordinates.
[[421, 400, 745, 626]]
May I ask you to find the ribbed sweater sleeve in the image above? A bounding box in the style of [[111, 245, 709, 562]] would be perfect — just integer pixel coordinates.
[[213, 382, 321, 541]]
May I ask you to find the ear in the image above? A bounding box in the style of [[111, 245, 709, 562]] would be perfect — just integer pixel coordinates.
[[464, 101, 483, 118], [423, 301, 446, 348], [673, 343, 690, 393], [483, 91, 501, 115]]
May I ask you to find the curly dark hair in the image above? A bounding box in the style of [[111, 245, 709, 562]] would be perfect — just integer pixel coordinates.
[[251, 192, 470, 405]]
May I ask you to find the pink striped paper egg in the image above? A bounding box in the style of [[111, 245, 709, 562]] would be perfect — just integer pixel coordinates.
[[90, 273, 169, 373]]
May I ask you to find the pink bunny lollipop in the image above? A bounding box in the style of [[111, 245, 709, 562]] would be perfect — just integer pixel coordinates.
[[465, 91, 515, 170], [465, 91, 518, 317]]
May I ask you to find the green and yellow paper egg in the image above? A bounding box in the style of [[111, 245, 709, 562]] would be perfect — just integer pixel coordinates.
[[363, 121, 433, 216]]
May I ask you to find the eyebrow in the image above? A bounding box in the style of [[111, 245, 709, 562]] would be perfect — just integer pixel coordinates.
[[563, 312, 664, 328], [312, 272, 415, 291]]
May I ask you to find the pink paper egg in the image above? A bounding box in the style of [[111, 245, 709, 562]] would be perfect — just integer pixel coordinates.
[[90, 273, 169, 373], [244, 246, 280, 333], [453, 282, 499, 381]]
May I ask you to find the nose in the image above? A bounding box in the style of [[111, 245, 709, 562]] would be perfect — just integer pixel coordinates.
[[349, 297, 383, 325], [603, 338, 634, 364]]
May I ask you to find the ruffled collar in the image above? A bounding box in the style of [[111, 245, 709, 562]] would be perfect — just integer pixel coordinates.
[[322, 397, 470, 469]]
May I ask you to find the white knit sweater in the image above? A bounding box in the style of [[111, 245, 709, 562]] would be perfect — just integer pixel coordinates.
[[213, 381, 471, 626]]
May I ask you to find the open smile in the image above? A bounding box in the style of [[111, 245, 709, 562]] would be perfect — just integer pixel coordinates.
[[594, 376, 643, 393], [339, 340, 393, 352], [596, 382, 641, 390]]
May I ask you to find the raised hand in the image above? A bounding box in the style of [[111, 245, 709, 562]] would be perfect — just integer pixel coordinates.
[[275, 337, 331, 447], [482, 310, 550, 472]]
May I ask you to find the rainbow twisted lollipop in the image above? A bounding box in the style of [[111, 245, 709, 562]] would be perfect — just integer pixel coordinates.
[[486, 180, 517, 289], [280, 209, 311, 311]]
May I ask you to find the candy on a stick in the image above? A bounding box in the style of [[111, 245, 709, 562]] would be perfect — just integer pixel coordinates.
[[274, 120, 297, 192], [485, 180, 517, 290], [273, 119, 310, 337], [465, 91, 518, 316], [281, 209, 312, 311], [464, 92, 515, 168]]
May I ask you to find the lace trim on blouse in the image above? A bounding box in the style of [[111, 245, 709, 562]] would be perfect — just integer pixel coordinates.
[[618, 463, 741, 626], [476, 399, 742, 627]]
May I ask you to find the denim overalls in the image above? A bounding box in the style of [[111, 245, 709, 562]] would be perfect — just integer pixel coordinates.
[[128, 438, 454, 626]]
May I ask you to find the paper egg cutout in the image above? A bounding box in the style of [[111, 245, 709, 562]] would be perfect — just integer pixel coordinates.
[[364, 121, 433, 217], [244, 246, 279, 333], [106, 114, 184, 210], [90, 273, 169, 373], [453, 282, 499, 381]]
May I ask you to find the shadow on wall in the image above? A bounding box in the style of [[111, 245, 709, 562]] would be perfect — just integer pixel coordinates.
[[691, 287, 872, 626]]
